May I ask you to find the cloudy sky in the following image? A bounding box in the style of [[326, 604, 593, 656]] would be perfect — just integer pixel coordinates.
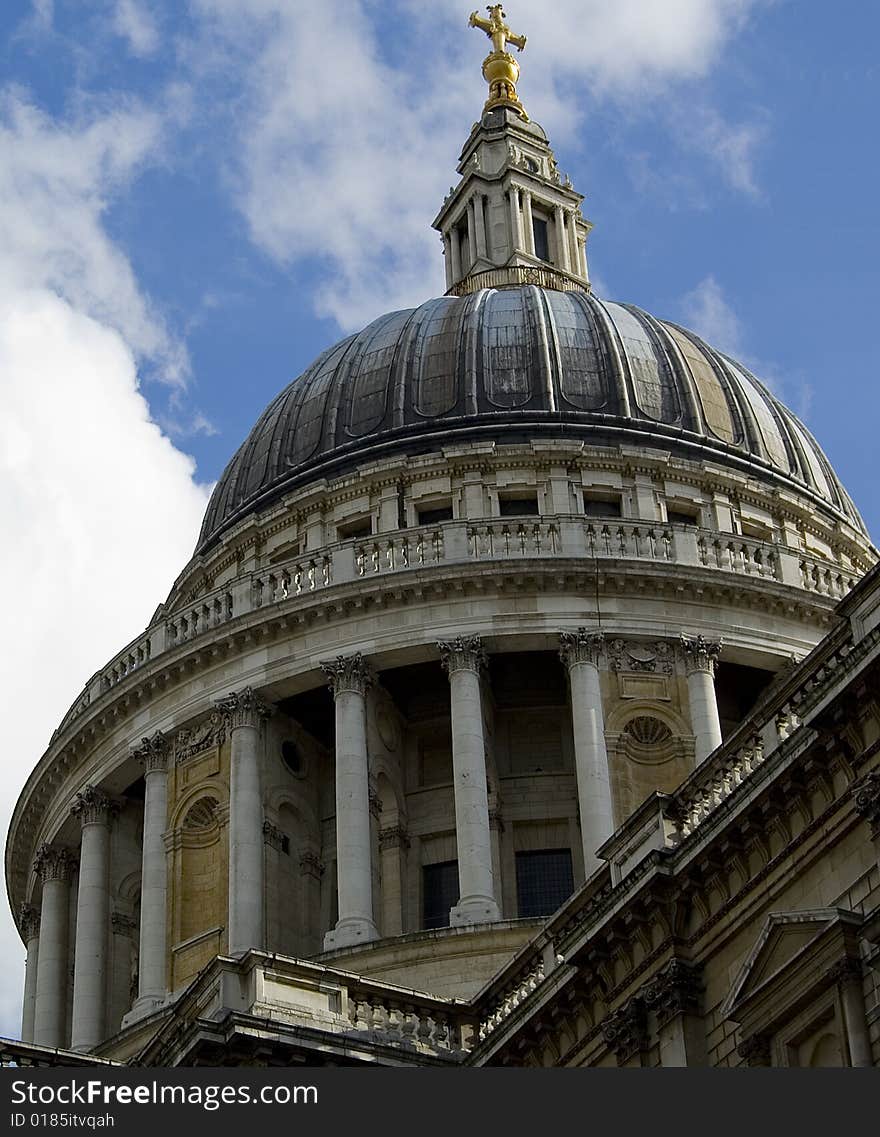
[[1, 0, 878, 1038]]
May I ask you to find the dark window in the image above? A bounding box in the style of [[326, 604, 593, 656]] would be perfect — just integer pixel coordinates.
[[417, 504, 453, 526], [515, 849, 574, 918], [584, 496, 622, 519], [499, 495, 539, 517], [281, 740, 302, 776], [533, 216, 550, 262], [422, 861, 459, 930], [337, 517, 372, 540], [280, 834, 290, 856], [668, 509, 699, 527]]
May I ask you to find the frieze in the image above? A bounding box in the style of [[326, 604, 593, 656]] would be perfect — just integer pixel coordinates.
[[608, 638, 674, 674], [174, 712, 227, 765]]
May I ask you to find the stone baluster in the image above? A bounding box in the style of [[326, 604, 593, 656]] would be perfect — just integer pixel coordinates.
[[131, 731, 170, 1014], [559, 629, 614, 875], [19, 904, 40, 1044], [70, 785, 119, 1051], [680, 634, 723, 763], [216, 687, 273, 955], [32, 844, 77, 1048], [438, 636, 500, 926], [321, 654, 380, 949]]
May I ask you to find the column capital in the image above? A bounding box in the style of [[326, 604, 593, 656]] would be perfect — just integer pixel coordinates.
[[601, 997, 648, 1064], [679, 633, 722, 676], [33, 843, 77, 884], [299, 849, 325, 879], [110, 912, 138, 938], [131, 730, 171, 774], [215, 686, 274, 729], [737, 1032, 771, 1066], [642, 959, 702, 1027], [379, 825, 411, 851], [438, 634, 486, 675], [321, 652, 375, 696], [851, 769, 880, 836], [19, 902, 40, 941], [559, 627, 604, 669], [71, 785, 121, 827]]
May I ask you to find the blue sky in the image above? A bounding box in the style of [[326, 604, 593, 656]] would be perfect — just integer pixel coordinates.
[[0, 0, 877, 1037]]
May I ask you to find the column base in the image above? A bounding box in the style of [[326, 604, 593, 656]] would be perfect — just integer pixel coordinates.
[[121, 994, 167, 1029], [450, 896, 501, 927], [323, 916, 379, 952]]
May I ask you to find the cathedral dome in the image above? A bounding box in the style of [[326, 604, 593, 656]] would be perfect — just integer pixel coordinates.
[[198, 286, 865, 552]]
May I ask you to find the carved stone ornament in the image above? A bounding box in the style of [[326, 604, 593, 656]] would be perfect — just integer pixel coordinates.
[[110, 911, 138, 937], [33, 843, 77, 884], [679, 633, 722, 676], [851, 769, 880, 835], [642, 960, 702, 1026], [558, 628, 604, 670], [262, 820, 286, 851], [379, 825, 411, 852], [601, 997, 648, 1064], [438, 635, 486, 675], [737, 1033, 771, 1066], [215, 686, 273, 730], [131, 730, 171, 774], [71, 785, 120, 827], [320, 653, 375, 696], [19, 903, 40, 941], [608, 638, 674, 674], [825, 955, 863, 986], [299, 850, 325, 879], [174, 712, 226, 764]]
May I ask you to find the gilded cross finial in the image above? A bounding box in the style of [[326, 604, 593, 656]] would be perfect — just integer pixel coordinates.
[[469, 6, 529, 121]]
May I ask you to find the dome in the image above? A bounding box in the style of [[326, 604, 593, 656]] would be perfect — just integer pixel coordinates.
[[198, 286, 865, 552]]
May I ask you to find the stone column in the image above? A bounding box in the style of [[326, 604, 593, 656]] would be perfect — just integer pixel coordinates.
[[450, 227, 462, 282], [473, 194, 488, 259], [19, 904, 40, 1044], [442, 234, 453, 289], [466, 200, 476, 271], [131, 731, 170, 1013], [559, 629, 615, 875], [554, 205, 570, 271], [32, 844, 77, 1048], [321, 654, 380, 949], [70, 785, 119, 1051], [830, 957, 872, 1067], [644, 960, 706, 1066], [438, 636, 500, 926], [567, 211, 581, 276], [216, 687, 273, 956], [680, 635, 723, 763], [509, 187, 523, 253], [522, 190, 535, 255], [379, 825, 409, 937]]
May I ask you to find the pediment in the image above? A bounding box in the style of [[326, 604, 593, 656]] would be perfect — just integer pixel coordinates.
[[722, 908, 862, 1022]]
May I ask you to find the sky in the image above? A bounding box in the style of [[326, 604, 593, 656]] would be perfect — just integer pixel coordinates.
[[0, 0, 878, 1039]]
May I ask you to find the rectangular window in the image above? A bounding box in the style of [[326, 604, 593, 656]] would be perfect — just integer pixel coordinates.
[[515, 849, 574, 918], [584, 495, 622, 519], [337, 517, 372, 541], [422, 861, 459, 930], [667, 508, 699, 527], [533, 216, 550, 262], [417, 503, 453, 526], [499, 495, 539, 517]]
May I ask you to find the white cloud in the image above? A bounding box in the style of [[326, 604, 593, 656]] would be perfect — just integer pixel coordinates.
[[681, 273, 743, 355], [0, 95, 211, 1035], [112, 0, 160, 58], [191, 0, 766, 329]]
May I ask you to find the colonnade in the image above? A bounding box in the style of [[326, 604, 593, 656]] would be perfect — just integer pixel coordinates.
[[20, 630, 723, 1049]]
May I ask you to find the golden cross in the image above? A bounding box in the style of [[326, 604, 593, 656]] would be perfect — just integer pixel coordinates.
[[469, 5, 527, 56]]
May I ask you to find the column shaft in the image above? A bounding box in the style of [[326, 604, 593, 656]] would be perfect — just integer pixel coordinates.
[[473, 194, 488, 259], [466, 200, 476, 270], [32, 847, 75, 1048], [509, 188, 523, 253], [229, 723, 265, 954], [522, 191, 535, 255], [71, 787, 116, 1051], [561, 631, 614, 875], [440, 637, 500, 926], [554, 205, 570, 271], [322, 655, 379, 950], [137, 745, 169, 1005], [20, 907, 40, 1044], [450, 226, 462, 281], [681, 636, 723, 763], [567, 211, 580, 275]]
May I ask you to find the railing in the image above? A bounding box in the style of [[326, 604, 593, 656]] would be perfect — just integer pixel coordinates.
[[55, 518, 861, 736], [477, 957, 546, 1041], [346, 990, 473, 1054]]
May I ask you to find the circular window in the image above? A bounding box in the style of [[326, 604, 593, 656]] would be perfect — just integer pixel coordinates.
[[182, 796, 219, 831], [281, 740, 305, 778], [623, 716, 672, 746]]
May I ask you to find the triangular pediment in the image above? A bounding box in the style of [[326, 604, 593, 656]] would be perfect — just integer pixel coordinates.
[[722, 908, 861, 1021]]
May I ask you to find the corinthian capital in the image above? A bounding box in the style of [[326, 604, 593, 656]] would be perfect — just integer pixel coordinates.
[[680, 634, 722, 676], [71, 785, 121, 827], [131, 730, 171, 774], [559, 628, 604, 670], [320, 653, 375, 696], [215, 686, 274, 729], [33, 844, 77, 884], [438, 635, 486, 675], [19, 903, 40, 941]]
